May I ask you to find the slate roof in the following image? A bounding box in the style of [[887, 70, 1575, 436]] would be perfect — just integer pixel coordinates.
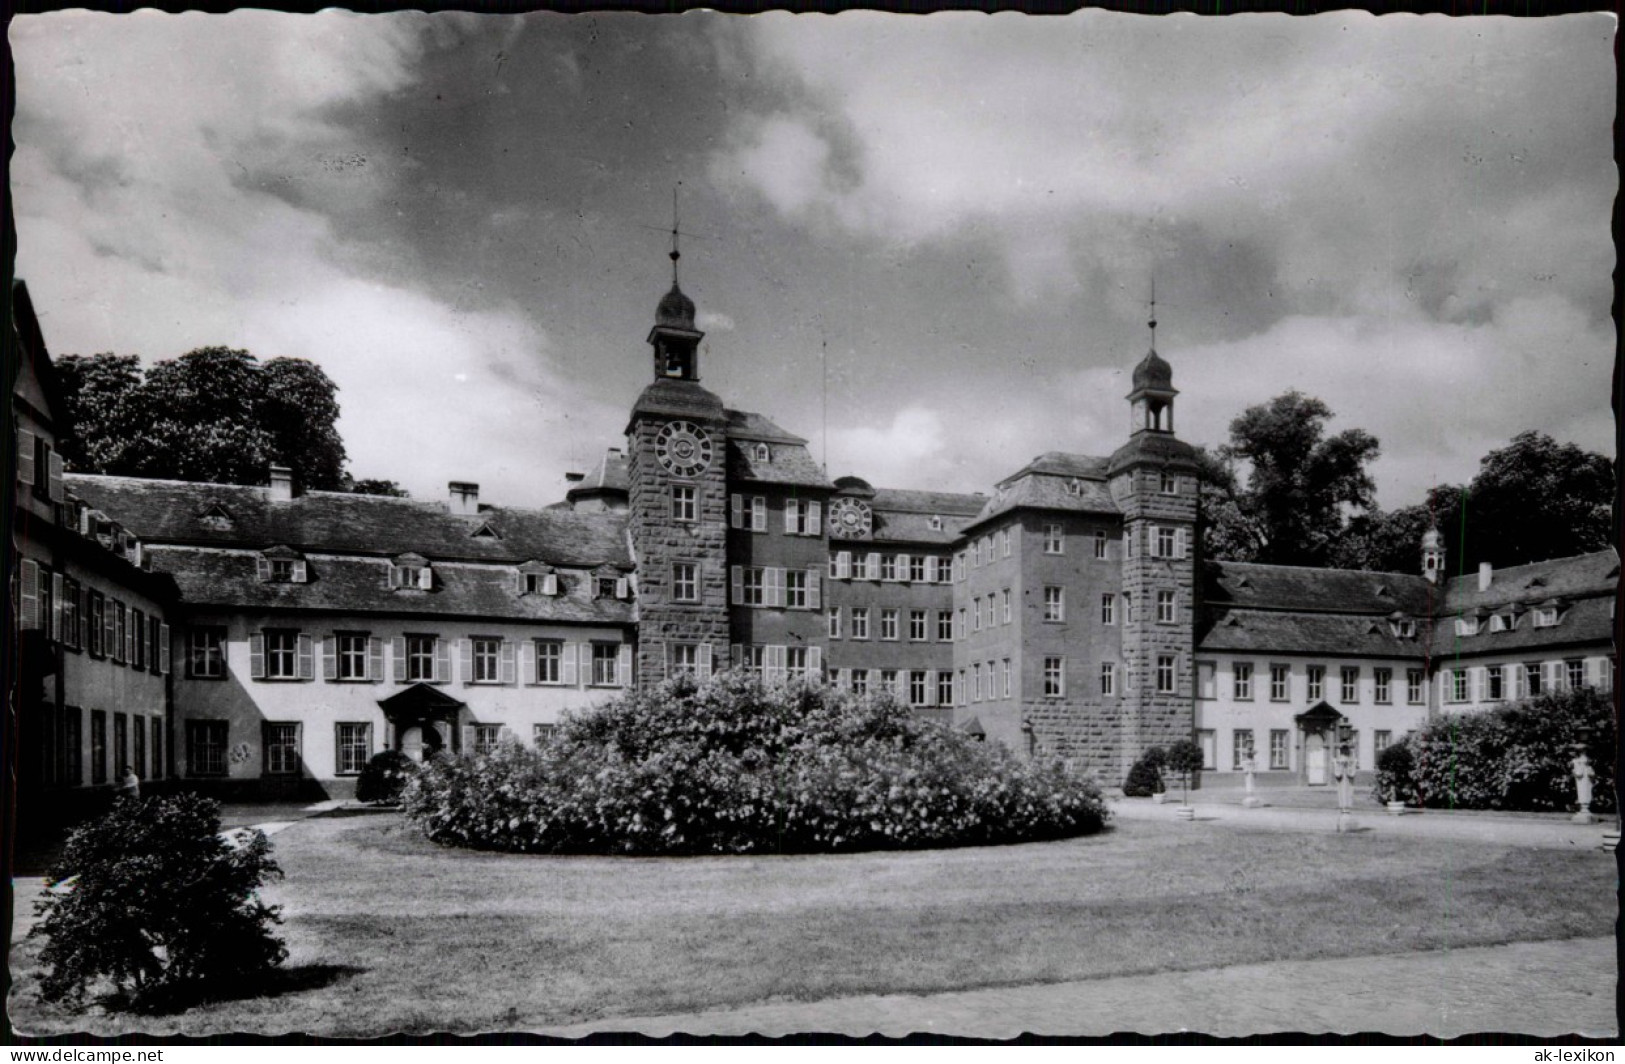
[[967, 452, 1120, 530], [145, 547, 635, 625], [725, 409, 809, 445], [724, 410, 831, 488], [65, 475, 633, 568], [1431, 595, 1615, 658], [868, 488, 987, 545], [1203, 561, 1435, 615], [566, 450, 630, 501], [1440, 550, 1618, 613], [1197, 607, 1426, 659]]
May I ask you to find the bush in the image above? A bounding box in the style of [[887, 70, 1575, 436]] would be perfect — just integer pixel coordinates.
[[1374, 742, 1416, 804], [1122, 747, 1166, 797], [355, 750, 417, 804], [30, 793, 286, 1008], [1399, 686, 1615, 813], [402, 672, 1110, 855]]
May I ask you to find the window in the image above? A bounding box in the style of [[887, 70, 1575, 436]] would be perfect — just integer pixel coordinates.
[[1232, 729, 1254, 770], [1197, 660, 1216, 699], [828, 608, 842, 639], [114, 714, 128, 781], [1533, 607, 1559, 628], [88, 710, 107, 784], [1043, 524, 1064, 554], [1197, 730, 1217, 771], [1160, 471, 1178, 494], [335, 723, 371, 776], [1449, 668, 1469, 703], [1044, 586, 1065, 622], [669, 643, 700, 677], [268, 558, 304, 583], [390, 559, 431, 589], [336, 632, 371, 681], [785, 570, 808, 609], [1485, 665, 1504, 701], [186, 719, 226, 778], [130, 609, 146, 669], [523, 570, 559, 596], [1407, 668, 1425, 704], [784, 499, 821, 536], [1232, 662, 1253, 700], [596, 576, 622, 599], [265, 630, 300, 680], [473, 725, 504, 756], [471, 637, 501, 683], [151, 718, 163, 780], [1566, 659, 1586, 691], [954, 553, 966, 581], [406, 635, 438, 682], [784, 647, 812, 680], [1100, 663, 1116, 696], [668, 562, 700, 603], [851, 608, 870, 640], [1374, 668, 1392, 704], [829, 551, 849, 579], [111, 603, 127, 663], [738, 645, 766, 676], [1455, 617, 1479, 637], [1094, 530, 1108, 559], [1489, 613, 1509, 633], [188, 626, 226, 679], [1268, 664, 1289, 702], [264, 723, 301, 775], [670, 485, 697, 522], [937, 611, 954, 642], [908, 671, 928, 707], [851, 668, 869, 695], [1101, 594, 1116, 625], [1156, 655, 1176, 694], [740, 568, 766, 607], [880, 608, 900, 641], [60, 579, 81, 651], [908, 610, 928, 641], [937, 672, 955, 706], [1373, 730, 1393, 758], [731, 494, 769, 532], [592, 643, 621, 686], [903, 555, 925, 582], [87, 592, 105, 657], [971, 598, 981, 632], [1043, 657, 1064, 698], [535, 640, 563, 684], [1155, 527, 1177, 558], [1269, 730, 1289, 770], [1156, 590, 1175, 624], [1000, 590, 1012, 624], [1307, 666, 1325, 702], [1003, 659, 1012, 698], [955, 608, 966, 640], [1340, 667, 1360, 703], [1523, 662, 1543, 697]]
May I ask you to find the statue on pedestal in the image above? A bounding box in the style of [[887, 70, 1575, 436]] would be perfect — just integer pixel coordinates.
[[1571, 750, 1598, 825]]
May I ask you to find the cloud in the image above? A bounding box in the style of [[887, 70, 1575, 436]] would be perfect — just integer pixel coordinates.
[[696, 310, 736, 333]]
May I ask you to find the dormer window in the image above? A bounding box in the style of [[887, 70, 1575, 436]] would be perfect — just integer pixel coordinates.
[[517, 562, 559, 597], [1489, 614, 1508, 633], [470, 522, 501, 540], [753, 443, 771, 463], [390, 553, 433, 590], [198, 502, 234, 531], [1455, 617, 1479, 637], [1065, 478, 1085, 497], [257, 547, 309, 584], [928, 515, 943, 532], [595, 574, 629, 600], [1389, 619, 1416, 638], [1533, 607, 1560, 628]]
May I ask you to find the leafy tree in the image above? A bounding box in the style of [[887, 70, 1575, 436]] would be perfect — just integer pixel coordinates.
[[31, 793, 285, 1008], [53, 348, 349, 491], [1200, 392, 1381, 566], [1163, 739, 1204, 807], [1455, 431, 1614, 570], [343, 476, 410, 498]]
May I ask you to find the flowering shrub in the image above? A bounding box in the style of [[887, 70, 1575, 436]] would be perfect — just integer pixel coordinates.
[[403, 673, 1109, 854], [1398, 687, 1615, 813], [31, 793, 285, 1008]]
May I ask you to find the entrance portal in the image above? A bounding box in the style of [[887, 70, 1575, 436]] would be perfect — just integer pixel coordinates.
[[1305, 733, 1327, 785], [399, 722, 445, 762]]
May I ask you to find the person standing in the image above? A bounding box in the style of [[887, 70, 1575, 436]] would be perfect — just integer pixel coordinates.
[[115, 764, 140, 801]]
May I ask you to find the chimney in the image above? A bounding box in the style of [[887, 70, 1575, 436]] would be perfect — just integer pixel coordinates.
[[1478, 561, 1493, 592], [449, 481, 480, 516], [268, 464, 295, 502]]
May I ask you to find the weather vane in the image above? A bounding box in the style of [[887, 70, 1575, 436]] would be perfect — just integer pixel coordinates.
[[636, 182, 712, 288]]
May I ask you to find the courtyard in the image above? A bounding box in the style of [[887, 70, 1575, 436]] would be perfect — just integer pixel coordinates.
[[8, 797, 1616, 1038]]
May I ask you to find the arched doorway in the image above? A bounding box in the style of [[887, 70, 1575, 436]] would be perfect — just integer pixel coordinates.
[[1295, 700, 1346, 787], [378, 683, 466, 759], [398, 721, 446, 762]]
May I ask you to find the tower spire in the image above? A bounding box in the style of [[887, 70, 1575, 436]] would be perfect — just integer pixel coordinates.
[[669, 185, 681, 288], [1148, 275, 1158, 348]]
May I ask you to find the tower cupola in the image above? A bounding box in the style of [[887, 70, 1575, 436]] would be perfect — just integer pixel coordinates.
[[1126, 285, 1177, 435], [1421, 525, 1445, 584]]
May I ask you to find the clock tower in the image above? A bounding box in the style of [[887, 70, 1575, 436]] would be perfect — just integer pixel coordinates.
[[626, 254, 732, 686]]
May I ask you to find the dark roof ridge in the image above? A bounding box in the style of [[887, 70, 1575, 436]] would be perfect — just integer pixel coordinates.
[[1213, 559, 1426, 580], [1445, 547, 1619, 579]]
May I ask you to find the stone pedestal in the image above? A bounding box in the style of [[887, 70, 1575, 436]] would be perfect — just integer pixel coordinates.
[[1571, 810, 1599, 825], [1336, 811, 1357, 834]]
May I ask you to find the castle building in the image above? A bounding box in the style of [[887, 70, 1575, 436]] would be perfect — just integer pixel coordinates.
[[13, 270, 1618, 800]]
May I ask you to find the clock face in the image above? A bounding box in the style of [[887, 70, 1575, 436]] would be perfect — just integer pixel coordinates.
[[828, 498, 873, 539], [654, 421, 714, 477]]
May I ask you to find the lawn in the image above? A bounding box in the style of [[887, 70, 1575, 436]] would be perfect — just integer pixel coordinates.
[[8, 808, 1614, 1037]]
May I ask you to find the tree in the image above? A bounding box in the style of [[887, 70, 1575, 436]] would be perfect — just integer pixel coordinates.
[[53, 348, 350, 491], [1201, 392, 1381, 566], [1163, 739, 1204, 807], [343, 476, 410, 498]]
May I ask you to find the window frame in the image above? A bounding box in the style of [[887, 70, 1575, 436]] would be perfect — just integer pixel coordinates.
[[670, 484, 698, 523], [1232, 662, 1254, 701], [1156, 654, 1177, 694], [335, 722, 371, 776], [1043, 523, 1064, 554], [188, 625, 227, 679], [264, 722, 302, 776], [1043, 656, 1065, 698], [264, 628, 300, 681], [186, 719, 227, 778]]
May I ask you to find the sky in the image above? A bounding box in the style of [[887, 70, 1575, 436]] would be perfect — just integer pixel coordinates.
[[10, 11, 1616, 510]]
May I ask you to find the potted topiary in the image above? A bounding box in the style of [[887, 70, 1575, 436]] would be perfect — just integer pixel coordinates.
[[1375, 742, 1414, 815], [1164, 739, 1204, 820]]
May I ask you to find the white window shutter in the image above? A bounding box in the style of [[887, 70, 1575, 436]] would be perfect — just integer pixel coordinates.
[[731, 565, 743, 605], [784, 502, 798, 534], [579, 643, 592, 684], [249, 633, 266, 679], [562, 643, 579, 686], [322, 636, 337, 680], [49, 571, 63, 641], [697, 642, 713, 680], [256, 556, 272, 581], [808, 571, 822, 610], [520, 640, 536, 684], [752, 497, 767, 532], [615, 577, 629, 599], [731, 644, 743, 671], [418, 565, 433, 590], [297, 634, 314, 680], [500, 641, 517, 684], [731, 494, 743, 529], [103, 605, 116, 656], [925, 670, 938, 706], [293, 560, 309, 583], [435, 638, 451, 683], [461, 725, 477, 755], [808, 646, 822, 676], [17, 429, 36, 486], [1176, 528, 1188, 559], [159, 624, 172, 675], [459, 638, 473, 685], [867, 552, 881, 580], [543, 573, 558, 596], [837, 551, 851, 579], [768, 567, 786, 608], [808, 501, 822, 536], [48, 451, 64, 504], [617, 644, 632, 687], [392, 636, 407, 682], [893, 673, 907, 697], [368, 637, 383, 682], [897, 554, 911, 579], [766, 645, 786, 682]]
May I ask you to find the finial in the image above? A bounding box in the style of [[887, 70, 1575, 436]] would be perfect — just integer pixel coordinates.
[[669, 185, 681, 286], [1148, 275, 1158, 342]]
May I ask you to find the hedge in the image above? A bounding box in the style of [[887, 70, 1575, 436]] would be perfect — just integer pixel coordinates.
[[402, 672, 1110, 855]]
